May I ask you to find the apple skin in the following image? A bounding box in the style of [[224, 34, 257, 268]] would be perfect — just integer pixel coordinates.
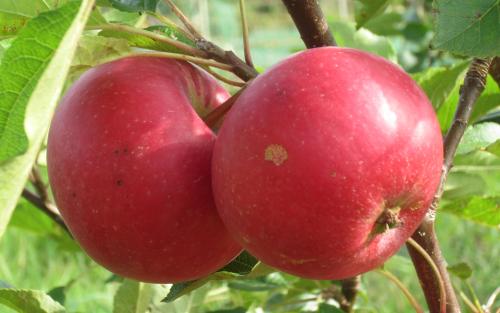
[[212, 47, 443, 280], [47, 56, 241, 283]]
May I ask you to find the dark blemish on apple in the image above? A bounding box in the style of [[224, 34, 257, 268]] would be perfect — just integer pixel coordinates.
[[264, 144, 288, 166], [331, 171, 337, 177], [71, 192, 77, 198], [116, 180, 124, 186], [114, 149, 120, 155]]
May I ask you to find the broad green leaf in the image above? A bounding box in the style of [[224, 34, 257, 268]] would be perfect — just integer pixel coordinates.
[[109, 0, 159, 12], [99, 24, 194, 54], [413, 61, 469, 112], [456, 123, 500, 155], [362, 11, 404, 36], [354, 0, 390, 29], [329, 21, 396, 62], [0, 289, 65, 313], [0, 1, 62, 18], [448, 262, 473, 280], [46, 287, 66, 306], [113, 280, 154, 313], [0, 0, 96, 238], [432, 0, 500, 57]]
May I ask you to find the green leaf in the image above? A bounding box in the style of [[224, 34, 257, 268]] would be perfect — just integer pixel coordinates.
[[161, 280, 208, 303], [442, 196, 500, 227], [362, 11, 404, 36], [329, 21, 396, 61], [317, 303, 344, 313], [0, 12, 29, 37], [447, 262, 473, 280], [68, 35, 131, 83], [354, 0, 390, 29], [456, 123, 500, 155], [113, 280, 154, 313], [99, 24, 194, 54], [0, 289, 66, 313], [432, 0, 500, 57], [0, 1, 64, 18], [109, 0, 159, 12], [217, 251, 259, 275], [0, 0, 96, 239], [413, 61, 469, 112], [207, 308, 247, 313], [9, 198, 54, 234], [46, 287, 66, 306], [487, 139, 500, 156]]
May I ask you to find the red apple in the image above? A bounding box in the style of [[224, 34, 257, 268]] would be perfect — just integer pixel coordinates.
[[47, 56, 241, 283], [212, 47, 443, 280]]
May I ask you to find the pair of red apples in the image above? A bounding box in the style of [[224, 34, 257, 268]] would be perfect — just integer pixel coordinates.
[[47, 47, 443, 283]]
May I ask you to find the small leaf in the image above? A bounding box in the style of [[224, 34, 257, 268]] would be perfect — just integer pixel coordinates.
[[217, 251, 259, 275], [329, 21, 396, 61], [99, 24, 194, 54], [448, 262, 473, 280], [456, 123, 500, 155], [0, 0, 96, 238], [0, 289, 66, 313], [413, 61, 469, 112], [161, 280, 208, 303], [109, 0, 159, 12], [432, 0, 500, 57], [207, 308, 247, 313], [354, 0, 390, 29], [113, 280, 154, 313], [317, 303, 344, 313], [441, 196, 500, 227], [47, 287, 66, 306]]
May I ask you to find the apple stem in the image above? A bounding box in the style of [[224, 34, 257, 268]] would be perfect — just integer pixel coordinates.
[[281, 0, 337, 48], [239, 0, 254, 67], [407, 58, 492, 313], [203, 83, 251, 129], [376, 269, 425, 313], [203, 67, 246, 88]]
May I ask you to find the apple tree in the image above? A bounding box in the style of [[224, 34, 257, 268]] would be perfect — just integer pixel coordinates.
[[0, 0, 498, 312]]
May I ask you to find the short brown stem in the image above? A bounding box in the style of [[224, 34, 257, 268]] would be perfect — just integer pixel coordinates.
[[340, 276, 361, 312]]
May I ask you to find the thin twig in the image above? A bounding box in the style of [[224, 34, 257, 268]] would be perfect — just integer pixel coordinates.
[[376, 269, 425, 313], [163, 0, 258, 81], [149, 12, 196, 41], [203, 67, 246, 87], [22, 189, 70, 235], [128, 51, 235, 71], [407, 58, 492, 313], [486, 287, 500, 313], [239, 0, 253, 67], [407, 238, 446, 313], [163, 0, 203, 40], [460, 292, 480, 313], [281, 0, 336, 48], [340, 276, 361, 313], [87, 24, 207, 58]]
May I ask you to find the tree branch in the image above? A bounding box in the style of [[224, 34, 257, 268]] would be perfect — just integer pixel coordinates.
[[281, 0, 336, 48], [340, 276, 361, 313], [163, 0, 258, 81], [22, 188, 70, 235], [407, 58, 492, 313], [489, 57, 500, 88]]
